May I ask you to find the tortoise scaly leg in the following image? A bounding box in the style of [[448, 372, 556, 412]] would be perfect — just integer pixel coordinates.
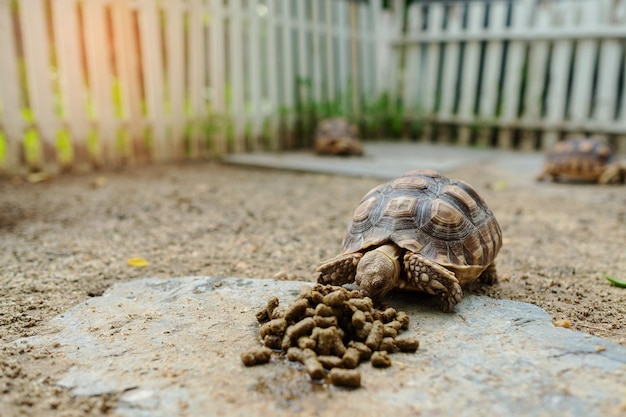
[[316, 252, 362, 286], [403, 253, 462, 313], [478, 263, 498, 285], [598, 164, 625, 185]]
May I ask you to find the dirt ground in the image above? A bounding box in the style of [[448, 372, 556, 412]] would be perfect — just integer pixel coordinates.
[[1, 159, 625, 416]]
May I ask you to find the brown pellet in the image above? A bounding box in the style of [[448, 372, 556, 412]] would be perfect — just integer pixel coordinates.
[[332, 335, 347, 356], [347, 341, 372, 360], [396, 336, 420, 352], [316, 327, 336, 355], [347, 297, 373, 311], [286, 317, 316, 339], [379, 337, 396, 352], [396, 311, 410, 329], [241, 347, 272, 366], [329, 368, 361, 388], [351, 309, 366, 329], [314, 315, 338, 328], [266, 296, 279, 317], [317, 355, 343, 369], [354, 321, 373, 341], [287, 347, 303, 362], [302, 349, 325, 380], [383, 325, 398, 338], [255, 296, 280, 323], [284, 298, 309, 322], [385, 320, 403, 332], [263, 334, 282, 350], [270, 306, 286, 319], [371, 350, 392, 368], [297, 336, 316, 350], [342, 347, 361, 369], [365, 320, 384, 350], [309, 291, 324, 305], [323, 288, 349, 307], [314, 303, 339, 317], [381, 307, 397, 323], [259, 318, 287, 338], [281, 334, 293, 351]]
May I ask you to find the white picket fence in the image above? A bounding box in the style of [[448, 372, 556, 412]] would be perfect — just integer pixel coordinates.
[[0, 0, 389, 173], [0, 0, 625, 174], [394, 0, 626, 151]]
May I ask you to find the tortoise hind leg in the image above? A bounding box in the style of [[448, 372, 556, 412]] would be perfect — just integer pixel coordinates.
[[598, 164, 625, 185], [404, 253, 462, 313], [478, 263, 498, 285], [316, 252, 362, 286]]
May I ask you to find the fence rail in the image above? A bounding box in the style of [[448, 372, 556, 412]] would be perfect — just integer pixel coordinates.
[[393, 0, 626, 151], [1, 0, 625, 175]]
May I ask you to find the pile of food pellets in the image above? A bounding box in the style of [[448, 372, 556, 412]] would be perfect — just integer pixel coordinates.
[[241, 284, 420, 388]]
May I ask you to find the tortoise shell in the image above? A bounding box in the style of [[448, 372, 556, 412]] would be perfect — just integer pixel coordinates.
[[540, 137, 621, 182], [341, 169, 502, 284], [314, 118, 363, 156]]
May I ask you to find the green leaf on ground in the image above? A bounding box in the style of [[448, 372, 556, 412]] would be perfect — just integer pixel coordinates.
[[604, 274, 626, 288]]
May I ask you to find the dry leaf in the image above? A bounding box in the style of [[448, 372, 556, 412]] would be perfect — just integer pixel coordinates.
[[127, 257, 149, 268]]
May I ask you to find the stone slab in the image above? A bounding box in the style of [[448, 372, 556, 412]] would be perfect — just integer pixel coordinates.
[[224, 142, 545, 182], [13, 277, 626, 417]]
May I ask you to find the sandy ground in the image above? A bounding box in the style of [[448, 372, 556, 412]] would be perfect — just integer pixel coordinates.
[[1, 160, 625, 416]]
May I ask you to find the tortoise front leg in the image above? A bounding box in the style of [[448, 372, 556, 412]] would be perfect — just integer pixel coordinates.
[[316, 252, 362, 286], [404, 253, 462, 313]]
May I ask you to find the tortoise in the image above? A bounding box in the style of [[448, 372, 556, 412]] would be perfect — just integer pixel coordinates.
[[537, 136, 625, 184], [317, 169, 502, 312], [314, 118, 364, 156]]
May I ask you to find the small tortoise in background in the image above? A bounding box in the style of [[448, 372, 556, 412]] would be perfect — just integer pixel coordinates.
[[537, 136, 625, 184], [317, 169, 502, 312], [314, 117, 364, 156]]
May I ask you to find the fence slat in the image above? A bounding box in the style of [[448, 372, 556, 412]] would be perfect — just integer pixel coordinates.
[[419, 2, 444, 142], [519, 0, 551, 150], [541, 1, 575, 149], [0, 0, 24, 171], [186, 0, 206, 157], [137, 0, 167, 161], [111, 0, 144, 162], [567, 0, 599, 132], [164, 0, 186, 160], [51, 0, 90, 168], [401, 2, 423, 111], [82, 0, 116, 167], [264, 0, 280, 150], [228, 0, 246, 151], [497, 0, 533, 149], [438, 4, 462, 122], [247, 0, 263, 149], [19, 0, 58, 169], [456, 1, 485, 145], [208, 0, 227, 155], [476, 1, 507, 147]]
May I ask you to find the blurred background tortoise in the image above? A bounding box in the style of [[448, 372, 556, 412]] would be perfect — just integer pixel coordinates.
[[537, 136, 625, 184], [317, 169, 502, 312], [313, 117, 364, 156]]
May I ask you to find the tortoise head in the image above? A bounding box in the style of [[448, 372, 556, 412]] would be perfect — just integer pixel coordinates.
[[355, 244, 401, 299]]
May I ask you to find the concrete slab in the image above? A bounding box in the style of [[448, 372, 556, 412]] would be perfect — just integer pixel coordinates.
[[13, 277, 626, 417], [224, 142, 545, 182]]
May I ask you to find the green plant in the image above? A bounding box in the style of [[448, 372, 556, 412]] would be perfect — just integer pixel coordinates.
[[604, 274, 626, 288]]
